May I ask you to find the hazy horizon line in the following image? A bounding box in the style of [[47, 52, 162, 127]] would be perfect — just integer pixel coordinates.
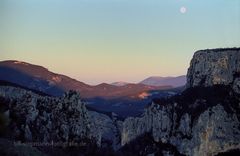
[[0, 59, 187, 86]]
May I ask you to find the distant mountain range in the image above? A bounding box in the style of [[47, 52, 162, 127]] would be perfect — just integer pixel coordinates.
[[111, 81, 129, 86], [112, 76, 186, 87], [0, 60, 185, 117], [0, 60, 178, 99], [139, 75, 186, 87]]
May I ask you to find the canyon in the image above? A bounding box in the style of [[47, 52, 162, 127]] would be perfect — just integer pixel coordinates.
[[0, 48, 240, 156]]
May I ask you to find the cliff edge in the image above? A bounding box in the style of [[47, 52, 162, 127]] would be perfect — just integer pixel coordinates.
[[187, 48, 240, 93]]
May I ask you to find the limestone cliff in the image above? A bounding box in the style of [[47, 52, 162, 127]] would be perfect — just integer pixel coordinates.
[[0, 86, 121, 151], [186, 48, 240, 93], [120, 48, 240, 156]]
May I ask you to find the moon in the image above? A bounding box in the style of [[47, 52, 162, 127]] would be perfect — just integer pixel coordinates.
[[180, 6, 187, 14]]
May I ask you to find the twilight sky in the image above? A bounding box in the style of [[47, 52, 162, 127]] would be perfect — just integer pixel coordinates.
[[0, 0, 240, 85]]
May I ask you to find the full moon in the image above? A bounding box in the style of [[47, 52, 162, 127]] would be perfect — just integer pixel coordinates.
[[180, 6, 187, 14]]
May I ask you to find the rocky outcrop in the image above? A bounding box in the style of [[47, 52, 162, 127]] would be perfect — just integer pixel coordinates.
[[0, 86, 121, 150], [121, 102, 173, 146], [171, 104, 240, 156], [120, 48, 240, 155], [7, 89, 96, 143], [89, 111, 122, 150], [121, 89, 240, 155], [186, 48, 240, 93]]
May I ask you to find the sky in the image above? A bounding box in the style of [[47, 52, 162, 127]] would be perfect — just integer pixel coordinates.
[[0, 0, 240, 85]]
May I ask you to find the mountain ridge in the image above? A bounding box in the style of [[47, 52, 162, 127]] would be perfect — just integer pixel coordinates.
[[140, 75, 186, 87], [0, 60, 174, 99]]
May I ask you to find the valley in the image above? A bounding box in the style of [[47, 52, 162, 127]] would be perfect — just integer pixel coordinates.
[[0, 48, 240, 155]]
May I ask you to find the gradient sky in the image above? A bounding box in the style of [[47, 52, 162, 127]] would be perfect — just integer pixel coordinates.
[[0, 0, 240, 85]]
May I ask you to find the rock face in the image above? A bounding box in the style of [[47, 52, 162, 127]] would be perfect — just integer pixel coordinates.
[[121, 48, 240, 155], [89, 111, 122, 150], [171, 104, 240, 156], [187, 48, 240, 93], [121, 103, 173, 146], [8, 89, 96, 143], [0, 86, 121, 150], [121, 90, 240, 155]]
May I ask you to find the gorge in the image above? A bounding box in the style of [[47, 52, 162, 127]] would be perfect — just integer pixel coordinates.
[[0, 48, 240, 156]]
